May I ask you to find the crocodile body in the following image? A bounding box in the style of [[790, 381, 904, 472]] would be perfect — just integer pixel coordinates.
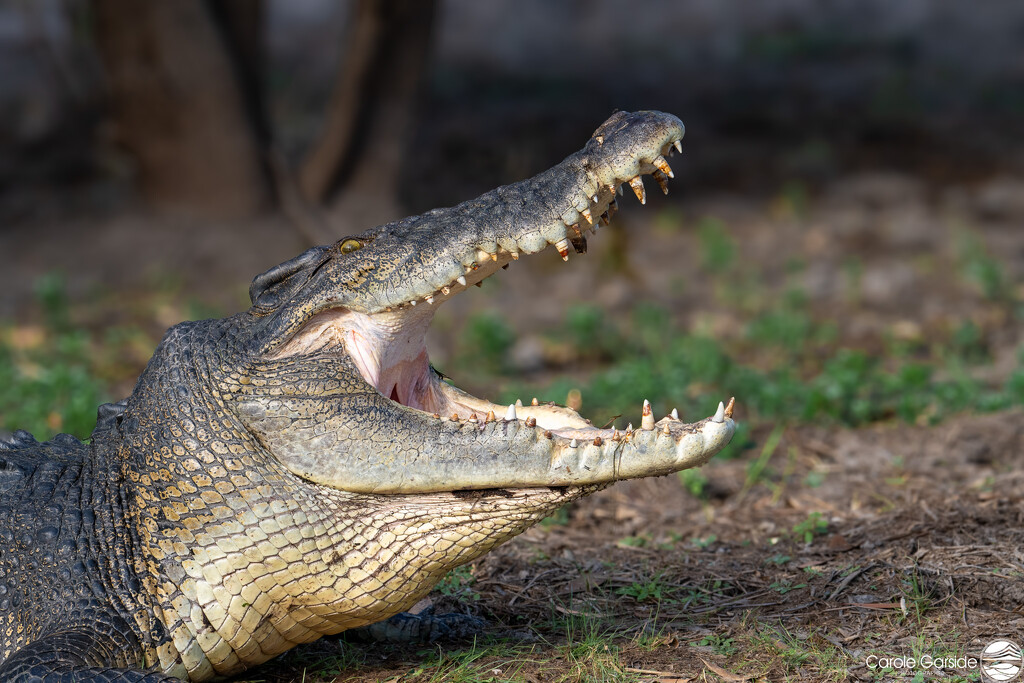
[[0, 111, 735, 681]]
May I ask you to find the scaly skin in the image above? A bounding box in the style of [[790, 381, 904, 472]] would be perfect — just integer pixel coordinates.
[[0, 111, 735, 681]]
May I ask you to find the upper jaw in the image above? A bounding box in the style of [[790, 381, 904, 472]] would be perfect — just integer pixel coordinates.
[[327, 111, 685, 314], [235, 111, 740, 494], [263, 110, 696, 433]]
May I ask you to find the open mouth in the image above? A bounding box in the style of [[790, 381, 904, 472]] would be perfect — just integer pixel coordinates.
[[270, 140, 734, 444]]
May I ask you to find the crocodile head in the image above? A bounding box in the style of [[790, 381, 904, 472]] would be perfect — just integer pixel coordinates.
[[123, 111, 736, 678], [233, 110, 734, 495]]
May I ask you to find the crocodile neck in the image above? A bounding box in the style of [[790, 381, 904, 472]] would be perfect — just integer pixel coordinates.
[[119, 320, 584, 678]]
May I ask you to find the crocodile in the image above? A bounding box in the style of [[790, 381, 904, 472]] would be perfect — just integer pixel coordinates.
[[0, 110, 735, 682]]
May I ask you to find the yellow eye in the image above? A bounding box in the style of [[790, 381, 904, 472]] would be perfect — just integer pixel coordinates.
[[340, 238, 362, 254]]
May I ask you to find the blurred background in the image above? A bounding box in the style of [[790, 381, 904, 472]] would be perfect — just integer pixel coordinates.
[[1, 0, 1022, 446]]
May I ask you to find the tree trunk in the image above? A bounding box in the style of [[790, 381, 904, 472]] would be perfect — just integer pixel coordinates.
[[299, 0, 436, 232], [92, 0, 269, 218]]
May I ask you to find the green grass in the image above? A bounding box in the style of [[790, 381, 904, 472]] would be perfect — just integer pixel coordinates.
[[437, 565, 481, 601], [398, 639, 539, 682], [0, 329, 107, 440], [460, 292, 1024, 451], [690, 632, 739, 656], [0, 275, 111, 439], [615, 572, 669, 604], [554, 614, 639, 682], [792, 512, 829, 545]]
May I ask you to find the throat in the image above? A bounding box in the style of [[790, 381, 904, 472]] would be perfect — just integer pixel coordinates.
[[339, 307, 443, 411]]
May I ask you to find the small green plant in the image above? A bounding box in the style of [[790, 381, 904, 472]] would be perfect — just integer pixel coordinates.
[[792, 512, 829, 544], [436, 565, 480, 601], [697, 217, 736, 273], [616, 534, 650, 548], [957, 230, 1009, 301], [804, 470, 825, 488], [540, 503, 571, 528], [463, 313, 515, 374], [691, 633, 739, 656], [678, 468, 708, 498], [770, 580, 808, 594], [691, 534, 718, 549], [741, 424, 784, 495], [899, 571, 934, 620], [616, 573, 668, 603]]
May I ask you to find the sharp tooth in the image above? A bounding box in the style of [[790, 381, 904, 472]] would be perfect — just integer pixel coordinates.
[[410, 299, 417, 306], [653, 155, 674, 178], [554, 238, 570, 261], [485, 410, 495, 423], [432, 413, 440, 419], [626, 423, 633, 432], [593, 436, 603, 446], [662, 424, 671, 435], [570, 438, 578, 448], [510, 251, 519, 260], [515, 398, 523, 407], [457, 275, 467, 286], [653, 169, 670, 195], [468, 414, 478, 423], [591, 194, 599, 204], [725, 396, 736, 419], [670, 408, 679, 420], [451, 413, 459, 420], [600, 212, 610, 226], [505, 404, 517, 421], [641, 399, 654, 430], [629, 176, 646, 204], [531, 397, 539, 406], [425, 295, 434, 304], [490, 253, 498, 262], [441, 286, 450, 295], [525, 416, 537, 427], [581, 207, 593, 224], [611, 430, 620, 441], [673, 140, 683, 154], [617, 185, 624, 196], [712, 401, 725, 423]]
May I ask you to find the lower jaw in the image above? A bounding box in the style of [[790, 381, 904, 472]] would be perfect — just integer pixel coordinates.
[[385, 364, 613, 437]]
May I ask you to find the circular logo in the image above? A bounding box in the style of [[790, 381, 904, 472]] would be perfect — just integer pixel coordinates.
[[981, 640, 1024, 681]]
